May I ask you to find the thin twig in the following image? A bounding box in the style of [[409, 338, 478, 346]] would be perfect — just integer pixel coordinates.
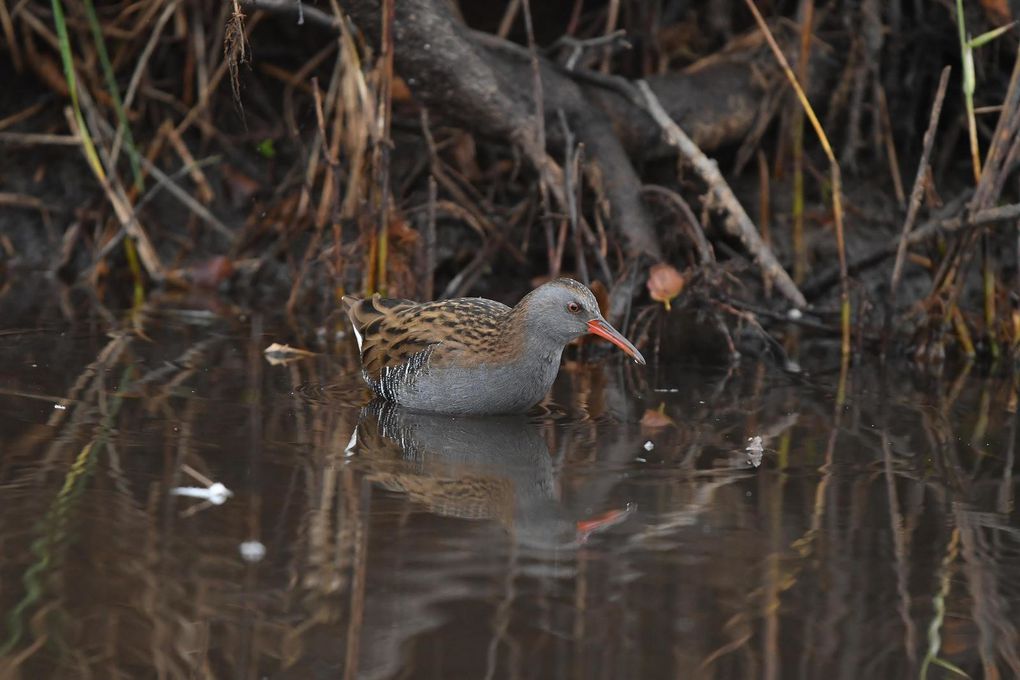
[[520, 0, 555, 276], [641, 185, 714, 265], [876, 82, 906, 207], [424, 175, 436, 299], [164, 121, 215, 204], [496, 0, 520, 38], [67, 91, 165, 281], [891, 66, 951, 293], [805, 199, 1020, 298], [556, 109, 578, 280], [0, 132, 80, 146], [110, 0, 179, 167]]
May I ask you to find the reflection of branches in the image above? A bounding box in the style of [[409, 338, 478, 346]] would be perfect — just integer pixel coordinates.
[[956, 508, 1020, 677], [1, 362, 130, 665], [5, 304, 1020, 678], [882, 435, 917, 665], [627, 474, 753, 547]]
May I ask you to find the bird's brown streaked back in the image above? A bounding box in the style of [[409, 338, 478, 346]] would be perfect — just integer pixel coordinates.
[[341, 293, 514, 386]]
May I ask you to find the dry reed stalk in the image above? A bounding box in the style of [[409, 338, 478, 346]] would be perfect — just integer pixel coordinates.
[[743, 0, 848, 354], [891, 67, 951, 293], [791, 0, 813, 285], [975, 45, 1020, 357], [64, 106, 165, 282], [519, 0, 557, 276], [552, 110, 577, 279], [757, 150, 771, 247], [876, 83, 906, 207], [0, 102, 45, 131], [496, 0, 521, 38], [599, 0, 620, 73], [163, 122, 214, 204], [287, 79, 332, 316], [110, 0, 178, 167], [0, 132, 80, 146], [373, 0, 395, 295], [337, 12, 373, 221], [423, 175, 437, 299], [0, 0, 21, 71]]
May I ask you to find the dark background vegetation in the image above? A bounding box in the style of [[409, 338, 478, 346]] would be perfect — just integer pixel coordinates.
[[3, 0, 1020, 364]]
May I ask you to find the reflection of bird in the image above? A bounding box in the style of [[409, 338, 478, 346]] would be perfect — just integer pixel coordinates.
[[352, 402, 629, 548], [341, 279, 645, 415]]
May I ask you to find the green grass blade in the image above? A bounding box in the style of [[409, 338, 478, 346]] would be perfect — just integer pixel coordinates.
[[50, 0, 105, 181], [930, 657, 970, 678], [81, 0, 144, 189], [968, 22, 1017, 49]]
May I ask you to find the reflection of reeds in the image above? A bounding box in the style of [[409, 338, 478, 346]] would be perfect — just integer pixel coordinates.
[[3, 304, 1020, 676]]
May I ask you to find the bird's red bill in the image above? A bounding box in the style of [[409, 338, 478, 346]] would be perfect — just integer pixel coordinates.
[[586, 319, 646, 365]]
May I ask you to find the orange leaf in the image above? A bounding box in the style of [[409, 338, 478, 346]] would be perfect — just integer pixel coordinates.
[[647, 263, 685, 309], [640, 408, 675, 429], [979, 0, 1011, 24]]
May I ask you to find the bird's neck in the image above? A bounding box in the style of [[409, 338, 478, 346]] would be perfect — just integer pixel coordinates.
[[499, 305, 563, 364], [498, 319, 564, 398]]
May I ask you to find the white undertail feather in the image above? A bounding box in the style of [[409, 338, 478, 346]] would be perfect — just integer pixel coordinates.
[[352, 325, 363, 352]]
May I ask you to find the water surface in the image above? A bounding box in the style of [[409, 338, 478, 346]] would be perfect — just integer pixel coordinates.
[[1, 292, 1018, 679]]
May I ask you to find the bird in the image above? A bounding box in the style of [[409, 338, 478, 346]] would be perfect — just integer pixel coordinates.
[[341, 278, 645, 415], [351, 401, 632, 547]]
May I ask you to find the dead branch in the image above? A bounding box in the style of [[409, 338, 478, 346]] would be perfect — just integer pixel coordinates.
[[339, 0, 661, 261], [636, 80, 806, 309]]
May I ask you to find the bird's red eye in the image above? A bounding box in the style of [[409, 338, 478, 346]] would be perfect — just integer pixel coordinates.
[[567, 301, 581, 313]]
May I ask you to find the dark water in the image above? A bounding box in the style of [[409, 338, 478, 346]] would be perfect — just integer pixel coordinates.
[[1, 296, 1019, 679]]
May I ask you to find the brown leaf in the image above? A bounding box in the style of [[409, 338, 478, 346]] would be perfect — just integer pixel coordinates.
[[640, 408, 675, 430], [391, 76, 413, 103], [221, 164, 262, 207], [178, 256, 234, 289], [647, 263, 685, 309], [450, 132, 482, 181], [979, 0, 1011, 24], [388, 210, 418, 247], [30, 55, 69, 97]]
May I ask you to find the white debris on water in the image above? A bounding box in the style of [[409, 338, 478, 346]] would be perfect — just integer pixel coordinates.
[[787, 308, 803, 320], [240, 540, 267, 563], [746, 435, 764, 468], [53, 403, 67, 410], [643, 441, 655, 452], [170, 482, 232, 505]]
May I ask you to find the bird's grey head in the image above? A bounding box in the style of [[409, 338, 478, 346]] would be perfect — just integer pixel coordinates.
[[516, 278, 646, 364], [518, 278, 602, 344]]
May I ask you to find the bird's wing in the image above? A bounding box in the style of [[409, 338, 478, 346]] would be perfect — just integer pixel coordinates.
[[341, 295, 512, 383]]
